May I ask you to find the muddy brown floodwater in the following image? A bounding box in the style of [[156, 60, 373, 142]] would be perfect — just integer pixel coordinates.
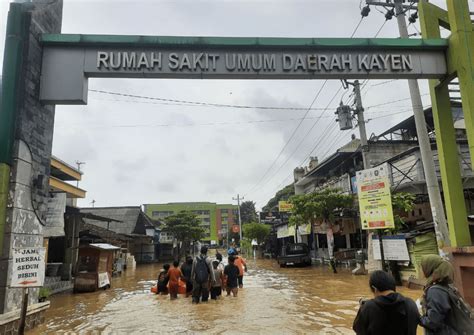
[[30, 259, 423, 334]]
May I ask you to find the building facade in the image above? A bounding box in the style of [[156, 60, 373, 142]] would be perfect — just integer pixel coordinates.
[[289, 103, 474, 303], [144, 202, 238, 245], [79, 206, 160, 263]]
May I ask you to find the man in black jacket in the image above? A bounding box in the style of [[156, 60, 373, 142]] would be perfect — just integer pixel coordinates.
[[353, 270, 420, 335]]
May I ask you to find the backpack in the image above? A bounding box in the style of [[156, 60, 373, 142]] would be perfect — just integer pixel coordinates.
[[195, 256, 209, 284], [432, 284, 474, 335], [157, 271, 167, 285]]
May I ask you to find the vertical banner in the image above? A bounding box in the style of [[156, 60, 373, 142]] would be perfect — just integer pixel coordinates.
[[356, 164, 395, 230]]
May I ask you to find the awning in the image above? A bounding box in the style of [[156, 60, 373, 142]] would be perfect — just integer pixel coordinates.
[[88, 243, 121, 250], [277, 225, 295, 239]]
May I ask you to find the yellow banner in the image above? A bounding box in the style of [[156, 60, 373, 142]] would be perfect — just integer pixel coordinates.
[[356, 165, 395, 230], [278, 201, 294, 212]]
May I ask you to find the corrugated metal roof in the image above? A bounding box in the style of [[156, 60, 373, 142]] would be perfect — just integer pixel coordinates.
[[89, 243, 120, 250]]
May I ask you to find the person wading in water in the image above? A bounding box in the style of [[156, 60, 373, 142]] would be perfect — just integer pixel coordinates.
[[190, 246, 215, 304], [420, 255, 474, 335], [353, 270, 419, 335]]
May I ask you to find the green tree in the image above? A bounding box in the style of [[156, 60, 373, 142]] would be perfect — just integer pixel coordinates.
[[243, 222, 271, 244], [163, 211, 205, 260], [391, 192, 416, 232], [240, 200, 257, 224], [263, 184, 295, 212], [289, 189, 353, 264]]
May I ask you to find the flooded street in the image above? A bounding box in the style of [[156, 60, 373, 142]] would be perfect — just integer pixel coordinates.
[[30, 259, 422, 334]]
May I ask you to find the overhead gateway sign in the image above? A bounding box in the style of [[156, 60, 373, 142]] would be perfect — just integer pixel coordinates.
[[39, 35, 448, 105], [93, 51, 415, 75]]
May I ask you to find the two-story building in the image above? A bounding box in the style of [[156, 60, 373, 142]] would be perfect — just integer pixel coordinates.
[[44, 156, 86, 294], [290, 102, 474, 285]]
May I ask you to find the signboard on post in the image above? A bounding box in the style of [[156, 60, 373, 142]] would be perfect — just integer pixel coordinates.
[[356, 164, 395, 230], [372, 235, 410, 261], [278, 201, 294, 212], [11, 247, 46, 288]]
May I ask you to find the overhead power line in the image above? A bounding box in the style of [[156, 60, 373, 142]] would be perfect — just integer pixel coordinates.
[[88, 87, 414, 113], [256, 86, 344, 191], [89, 89, 331, 111], [254, 18, 396, 206], [243, 80, 329, 197]]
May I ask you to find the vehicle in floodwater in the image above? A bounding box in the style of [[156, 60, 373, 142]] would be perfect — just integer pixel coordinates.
[[277, 243, 312, 267]]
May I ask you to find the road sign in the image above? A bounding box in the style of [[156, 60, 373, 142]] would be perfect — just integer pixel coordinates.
[[356, 164, 395, 229], [278, 201, 294, 212], [11, 247, 46, 288], [231, 225, 240, 233]]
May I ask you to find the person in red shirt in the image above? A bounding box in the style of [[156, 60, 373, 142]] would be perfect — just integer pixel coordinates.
[[234, 252, 247, 288], [167, 260, 183, 300]]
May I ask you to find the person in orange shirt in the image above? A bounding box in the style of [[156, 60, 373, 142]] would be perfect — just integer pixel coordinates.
[[167, 260, 183, 300], [234, 251, 247, 288]]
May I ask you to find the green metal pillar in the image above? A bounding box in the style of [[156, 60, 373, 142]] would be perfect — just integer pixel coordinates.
[[430, 83, 471, 246], [419, 0, 473, 246], [446, 0, 474, 165], [0, 3, 27, 255]]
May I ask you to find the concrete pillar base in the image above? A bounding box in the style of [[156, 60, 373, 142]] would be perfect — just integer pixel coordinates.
[[445, 246, 474, 306]]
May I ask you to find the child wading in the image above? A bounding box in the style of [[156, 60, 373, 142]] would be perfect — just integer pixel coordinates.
[[224, 255, 240, 297], [211, 260, 224, 300], [168, 260, 183, 300], [157, 264, 170, 295], [234, 252, 247, 288]]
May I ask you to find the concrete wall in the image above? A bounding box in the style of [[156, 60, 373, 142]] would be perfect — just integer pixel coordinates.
[[0, 0, 63, 314]]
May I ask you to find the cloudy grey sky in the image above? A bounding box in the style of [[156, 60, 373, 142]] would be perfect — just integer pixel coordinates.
[[0, 0, 459, 210]]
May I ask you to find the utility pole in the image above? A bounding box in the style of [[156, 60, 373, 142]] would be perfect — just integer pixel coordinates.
[[75, 161, 85, 187], [357, 81, 387, 272], [366, 0, 450, 254], [353, 80, 370, 169], [393, 0, 450, 254], [226, 220, 229, 249], [347, 80, 387, 272], [233, 194, 244, 243]]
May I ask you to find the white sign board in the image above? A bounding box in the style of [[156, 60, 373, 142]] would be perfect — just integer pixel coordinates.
[[372, 235, 410, 261], [98, 272, 110, 288], [44, 192, 66, 237], [11, 248, 46, 288]]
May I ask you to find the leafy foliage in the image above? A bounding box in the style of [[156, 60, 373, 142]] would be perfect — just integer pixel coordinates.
[[162, 211, 205, 243], [263, 184, 295, 212], [391, 192, 416, 232], [289, 189, 353, 227], [240, 201, 257, 224], [243, 222, 271, 244]]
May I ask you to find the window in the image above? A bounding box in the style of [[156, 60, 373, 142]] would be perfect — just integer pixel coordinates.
[[286, 244, 308, 255], [191, 210, 210, 217], [152, 211, 174, 218]]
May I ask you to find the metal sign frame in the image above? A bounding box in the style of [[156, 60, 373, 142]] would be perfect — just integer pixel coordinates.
[[39, 35, 448, 105]]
